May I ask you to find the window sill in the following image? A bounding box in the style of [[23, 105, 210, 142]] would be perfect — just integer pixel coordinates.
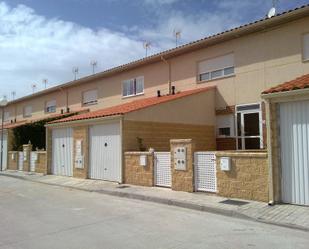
[[197, 74, 235, 84], [82, 101, 98, 107], [122, 93, 144, 99]]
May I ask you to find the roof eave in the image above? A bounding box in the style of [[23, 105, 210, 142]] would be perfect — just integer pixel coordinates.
[[45, 114, 123, 127], [8, 5, 309, 105], [261, 87, 309, 101]]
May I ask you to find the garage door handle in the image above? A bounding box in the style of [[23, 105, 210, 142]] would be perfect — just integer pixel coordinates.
[[104, 168, 107, 170]]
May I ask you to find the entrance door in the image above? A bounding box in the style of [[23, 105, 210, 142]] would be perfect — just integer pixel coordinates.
[[89, 122, 121, 182], [236, 104, 262, 150], [1, 132, 7, 170], [195, 152, 217, 192], [280, 100, 309, 206], [154, 152, 171, 187], [52, 128, 73, 176]]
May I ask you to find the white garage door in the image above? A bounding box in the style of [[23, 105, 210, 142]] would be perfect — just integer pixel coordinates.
[[0, 132, 8, 170], [280, 100, 309, 206], [89, 122, 121, 182], [52, 128, 73, 177]]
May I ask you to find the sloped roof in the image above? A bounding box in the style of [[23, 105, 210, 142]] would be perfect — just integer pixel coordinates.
[[48, 87, 215, 125], [1, 109, 89, 130], [262, 74, 309, 95]]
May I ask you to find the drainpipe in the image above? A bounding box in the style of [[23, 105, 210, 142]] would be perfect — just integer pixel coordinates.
[[265, 98, 274, 205], [59, 87, 69, 111], [161, 56, 172, 94]]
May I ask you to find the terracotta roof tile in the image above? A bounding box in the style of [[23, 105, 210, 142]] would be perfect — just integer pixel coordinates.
[[49, 87, 216, 125], [262, 74, 309, 94], [1, 109, 89, 130]]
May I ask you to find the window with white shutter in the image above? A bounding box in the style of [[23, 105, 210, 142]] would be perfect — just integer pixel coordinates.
[[303, 33, 309, 61], [46, 100, 56, 113], [3, 111, 10, 121], [122, 76, 144, 97], [23, 105, 32, 117], [198, 53, 235, 82], [83, 89, 98, 105]]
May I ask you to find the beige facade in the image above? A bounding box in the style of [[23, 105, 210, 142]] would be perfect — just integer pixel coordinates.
[[2, 14, 309, 134]]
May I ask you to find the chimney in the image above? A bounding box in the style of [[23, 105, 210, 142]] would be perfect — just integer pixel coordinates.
[[157, 90, 161, 97], [171, 86, 176, 95]]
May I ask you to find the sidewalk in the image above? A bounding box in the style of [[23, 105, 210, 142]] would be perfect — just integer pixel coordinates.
[[1, 170, 309, 232]]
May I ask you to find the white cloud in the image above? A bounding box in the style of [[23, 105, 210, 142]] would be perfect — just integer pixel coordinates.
[[0, 2, 146, 98], [0, 0, 288, 99]]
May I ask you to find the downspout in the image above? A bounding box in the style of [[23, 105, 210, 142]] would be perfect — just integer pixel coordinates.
[[265, 98, 274, 205], [161, 56, 172, 94], [59, 87, 69, 111]]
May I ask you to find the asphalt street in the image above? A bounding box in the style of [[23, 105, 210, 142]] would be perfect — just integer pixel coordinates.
[[0, 176, 308, 249]]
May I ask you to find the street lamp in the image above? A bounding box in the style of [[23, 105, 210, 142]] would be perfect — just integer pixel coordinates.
[[0, 96, 8, 171]]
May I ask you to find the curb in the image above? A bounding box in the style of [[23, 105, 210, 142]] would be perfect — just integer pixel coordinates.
[[1, 173, 308, 232]]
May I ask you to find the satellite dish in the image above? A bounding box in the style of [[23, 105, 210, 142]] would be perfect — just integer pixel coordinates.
[[267, 7, 276, 18]]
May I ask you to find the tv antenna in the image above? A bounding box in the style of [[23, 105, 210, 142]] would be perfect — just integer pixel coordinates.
[[267, 0, 277, 18], [173, 29, 181, 47], [72, 67, 79, 80], [90, 60, 98, 75], [11, 91, 16, 100], [31, 84, 37, 93], [143, 41, 151, 57], [42, 79, 48, 89]]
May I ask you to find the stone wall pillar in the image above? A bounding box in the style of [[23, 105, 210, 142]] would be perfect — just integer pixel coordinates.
[[22, 143, 32, 172], [46, 127, 52, 174], [170, 139, 195, 192], [124, 151, 154, 186], [35, 152, 48, 174], [73, 126, 89, 179], [7, 151, 18, 170]]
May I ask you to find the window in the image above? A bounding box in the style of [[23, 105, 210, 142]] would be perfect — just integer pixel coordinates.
[[3, 111, 10, 121], [198, 53, 235, 82], [46, 100, 56, 113], [219, 127, 231, 137], [216, 114, 235, 137], [23, 105, 32, 117], [122, 76, 144, 97], [303, 33, 309, 61], [83, 89, 98, 105]]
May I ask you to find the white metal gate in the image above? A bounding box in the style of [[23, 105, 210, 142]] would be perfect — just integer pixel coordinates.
[[89, 122, 121, 182], [30, 152, 37, 172], [194, 152, 217, 192], [18, 152, 24, 171], [1, 132, 8, 170], [52, 128, 73, 177], [154, 152, 171, 187], [280, 100, 309, 206]]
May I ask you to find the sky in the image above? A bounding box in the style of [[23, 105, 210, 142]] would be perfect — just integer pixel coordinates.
[[0, 0, 308, 100]]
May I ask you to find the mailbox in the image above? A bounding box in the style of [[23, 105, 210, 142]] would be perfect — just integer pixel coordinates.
[[174, 147, 186, 170]]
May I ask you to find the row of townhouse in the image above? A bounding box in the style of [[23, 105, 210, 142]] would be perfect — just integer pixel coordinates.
[[1, 5, 309, 206]]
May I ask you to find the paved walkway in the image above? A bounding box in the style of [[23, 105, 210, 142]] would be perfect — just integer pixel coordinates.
[[1, 170, 309, 232]]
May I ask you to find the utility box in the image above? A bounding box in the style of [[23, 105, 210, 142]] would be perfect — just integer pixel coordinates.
[[220, 157, 231, 171], [139, 155, 147, 166], [75, 156, 84, 169], [174, 147, 186, 170]]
